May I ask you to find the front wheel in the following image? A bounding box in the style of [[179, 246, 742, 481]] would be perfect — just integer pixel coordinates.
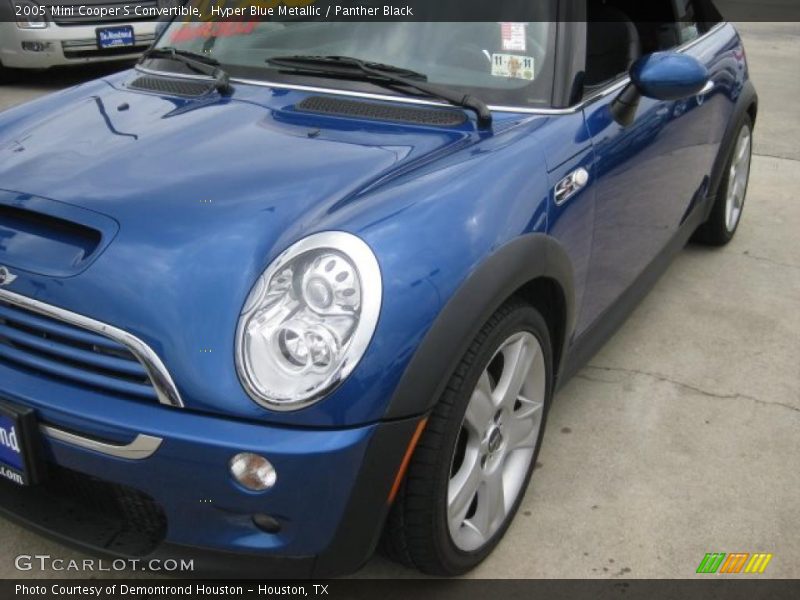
[[382, 300, 553, 575], [693, 115, 753, 246]]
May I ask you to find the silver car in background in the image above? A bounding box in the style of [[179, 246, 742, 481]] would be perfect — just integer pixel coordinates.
[[0, 0, 160, 80]]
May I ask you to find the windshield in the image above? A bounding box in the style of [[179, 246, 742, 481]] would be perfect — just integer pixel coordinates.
[[152, 19, 558, 108]]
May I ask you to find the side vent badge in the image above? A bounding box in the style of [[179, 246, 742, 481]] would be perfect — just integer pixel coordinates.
[[554, 167, 590, 206]]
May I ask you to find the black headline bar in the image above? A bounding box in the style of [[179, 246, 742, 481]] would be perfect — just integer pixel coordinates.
[[2, 0, 800, 23], [5, 580, 800, 600]]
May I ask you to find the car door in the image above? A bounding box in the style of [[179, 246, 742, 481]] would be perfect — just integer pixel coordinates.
[[575, 0, 718, 334]]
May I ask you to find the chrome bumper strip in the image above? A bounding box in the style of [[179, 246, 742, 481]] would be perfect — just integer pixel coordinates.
[[41, 425, 162, 460]]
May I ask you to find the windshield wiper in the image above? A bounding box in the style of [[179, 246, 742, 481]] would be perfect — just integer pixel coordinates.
[[267, 55, 492, 129], [140, 47, 233, 96]]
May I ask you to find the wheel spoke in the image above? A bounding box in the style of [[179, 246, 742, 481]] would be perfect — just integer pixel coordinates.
[[731, 181, 742, 208], [476, 371, 493, 397], [506, 406, 542, 451], [724, 127, 751, 233], [464, 383, 494, 435], [736, 168, 749, 200], [729, 208, 739, 231], [515, 393, 543, 420], [494, 336, 536, 409], [448, 450, 482, 528], [471, 468, 506, 538], [736, 134, 751, 165]]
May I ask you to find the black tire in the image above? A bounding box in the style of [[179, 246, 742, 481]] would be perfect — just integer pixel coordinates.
[[693, 114, 754, 246], [381, 300, 553, 576]]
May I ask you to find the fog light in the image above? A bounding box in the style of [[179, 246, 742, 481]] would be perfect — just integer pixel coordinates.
[[230, 453, 277, 491], [21, 41, 52, 52]]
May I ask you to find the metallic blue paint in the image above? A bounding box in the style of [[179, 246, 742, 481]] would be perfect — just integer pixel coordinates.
[[630, 51, 709, 101], [0, 22, 752, 571]]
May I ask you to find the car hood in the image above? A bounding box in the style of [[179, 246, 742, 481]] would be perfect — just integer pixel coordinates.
[[0, 72, 471, 229], [0, 70, 495, 424], [0, 70, 478, 286]]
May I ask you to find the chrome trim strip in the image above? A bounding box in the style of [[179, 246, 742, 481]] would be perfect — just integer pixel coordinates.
[[134, 65, 214, 82], [699, 80, 715, 95], [136, 64, 564, 114], [0, 288, 184, 408], [136, 23, 727, 117], [63, 35, 155, 48], [41, 425, 162, 460]]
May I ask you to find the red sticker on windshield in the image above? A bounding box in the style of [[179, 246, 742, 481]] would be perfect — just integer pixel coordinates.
[[500, 23, 526, 52], [169, 22, 258, 44]]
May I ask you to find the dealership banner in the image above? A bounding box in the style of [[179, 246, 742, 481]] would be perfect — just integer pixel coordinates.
[[4, 580, 800, 599], [3, 0, 800, 23]]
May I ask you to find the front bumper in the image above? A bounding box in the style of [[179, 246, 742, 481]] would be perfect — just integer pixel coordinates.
[[0, 358, 420, 577], [0, 21, 156, 69]]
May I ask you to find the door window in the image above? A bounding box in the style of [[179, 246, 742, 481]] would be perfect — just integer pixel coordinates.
[[583, 0, 717, 93], [674, 0, 702, 44]]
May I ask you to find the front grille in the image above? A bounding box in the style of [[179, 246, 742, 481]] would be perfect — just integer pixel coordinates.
[[62, 44, 151, 60], [0, 298, 158, 402], [51, 1, 158, 26], [0, 464, 166, 556], [61, 33, 155, 61]]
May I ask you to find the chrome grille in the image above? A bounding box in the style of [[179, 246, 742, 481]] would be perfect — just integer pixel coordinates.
[[61, 33, 155, 60], [0, 293, 181, 406], [51, 1, 159, 26], [61, 33, 156, 51]]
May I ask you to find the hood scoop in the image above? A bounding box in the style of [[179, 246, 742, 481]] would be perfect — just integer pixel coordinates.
[[128, 74, 216, 98], [296, 95, 467, 127], [0, 191, 118, 278]]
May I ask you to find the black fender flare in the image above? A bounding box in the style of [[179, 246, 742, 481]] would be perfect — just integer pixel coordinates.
[[705, 79, 758, 218], [383, 233, 576, 420]]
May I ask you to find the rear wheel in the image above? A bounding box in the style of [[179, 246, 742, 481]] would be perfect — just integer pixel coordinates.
[[382, 300, 553, 575], [693, 115, 753, 246]]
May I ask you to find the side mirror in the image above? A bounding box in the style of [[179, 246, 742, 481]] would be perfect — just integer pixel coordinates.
[[611, 52, 709, 126]]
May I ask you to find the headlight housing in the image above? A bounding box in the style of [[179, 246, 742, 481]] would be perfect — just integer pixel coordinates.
[[236, 232, 382, 411], [13, 1, 48, 29]]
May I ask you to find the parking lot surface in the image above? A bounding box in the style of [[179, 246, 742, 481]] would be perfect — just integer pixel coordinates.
[[0, 23, 797, 579]]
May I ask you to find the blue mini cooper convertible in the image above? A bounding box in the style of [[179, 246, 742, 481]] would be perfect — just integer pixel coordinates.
[[0, 1, 756, 577]]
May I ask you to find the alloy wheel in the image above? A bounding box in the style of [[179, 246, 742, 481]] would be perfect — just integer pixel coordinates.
[[447, 331, 546, 552], [724, 124, 752, 233]]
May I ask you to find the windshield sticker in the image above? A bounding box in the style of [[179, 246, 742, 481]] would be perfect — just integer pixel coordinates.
[[491, 54, 535, 81], [500, 23, 527, 52], [169, 22, 258, 44]]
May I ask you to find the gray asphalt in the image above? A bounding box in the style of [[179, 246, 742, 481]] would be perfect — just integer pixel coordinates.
[[0, 22, 797, 579]]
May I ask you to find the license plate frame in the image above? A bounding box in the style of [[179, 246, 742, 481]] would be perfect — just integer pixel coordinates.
[[0, 400, 43, 486], [96, 25, 135, 50]]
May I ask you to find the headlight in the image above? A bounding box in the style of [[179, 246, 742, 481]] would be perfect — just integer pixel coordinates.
[[13, 1, 48, 29], [236, 232, 382, 411]]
